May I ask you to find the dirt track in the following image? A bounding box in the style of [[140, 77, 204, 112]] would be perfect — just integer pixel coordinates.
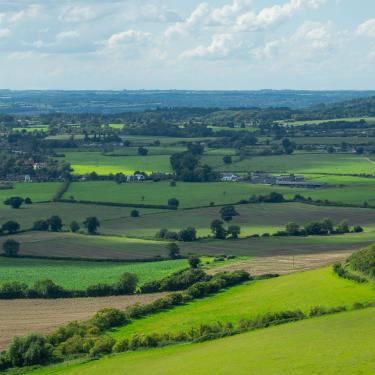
[[0, 293, 166, 351]]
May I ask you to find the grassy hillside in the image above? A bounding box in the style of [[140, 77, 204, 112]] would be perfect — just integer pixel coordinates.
[[0, 257, 188, 290], [30, 307, 375, 375], [0, 182, 61, 203], [112, 267, 375, 338]]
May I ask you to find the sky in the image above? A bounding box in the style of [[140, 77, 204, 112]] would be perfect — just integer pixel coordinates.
[[0, 0, 374, 90]]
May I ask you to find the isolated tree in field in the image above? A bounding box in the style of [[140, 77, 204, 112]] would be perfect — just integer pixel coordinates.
[[188, 255, 201, 269], [210, 219, 227, 239], [168, 198, 180, 209], [167, 242, 180, 259], [138, 146, 148, 156], [70, 221, 80, 233], [116, 273, 138, 294], [84, 217, 100, 234], [2, 220, 20, 234], [227, 225, 241, 239], [220, 205, 239, 222], [4, 196, 24, 209], [130, 209, 140, 217], [178, 227, 197, 242], [285, 222, 300, 236], [3, 239, 20, 257], [24, 197, 32, 204], [49, 216, 63, 232], [33, 220, 49, 231], [223, 155, 232, 164]]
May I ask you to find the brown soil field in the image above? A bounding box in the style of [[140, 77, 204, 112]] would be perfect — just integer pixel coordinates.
[[0, 293, 166, 351]]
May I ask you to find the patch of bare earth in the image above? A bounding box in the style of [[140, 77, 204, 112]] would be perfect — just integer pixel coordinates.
[[0, 293, 166, 351], [209, 249, 354, 277]]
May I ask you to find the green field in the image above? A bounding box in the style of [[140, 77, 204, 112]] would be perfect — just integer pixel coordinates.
[[32, 307, 375, 375], [0, 202, 163, 231], [0, 232, 168, 260], [218, 153, 375, 175], [111, 267, 375, 338], [99, 202, 375, 238], [291, 136, 375, 145], [61, 151, 172, 175], [0, 182, 61, 203], [278, 116, 375, 126], [0, 257, 187, 290]]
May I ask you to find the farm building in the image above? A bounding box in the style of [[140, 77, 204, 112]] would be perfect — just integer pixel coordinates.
[[221, 173, 241, 182]]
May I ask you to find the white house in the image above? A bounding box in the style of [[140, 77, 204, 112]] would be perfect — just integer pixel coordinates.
[[221, 173, 240, 182]]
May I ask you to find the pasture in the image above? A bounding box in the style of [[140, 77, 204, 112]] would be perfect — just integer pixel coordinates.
[[278, 116, 375, 126], [35, 307, 375, 375], [0, 182, 61, 203], [0, 202, 163, 231], [0, 257, 188, 290], [99, 202, 375, 238], [61, 151, 172, 175], [217, 153, 375, 175], [112, 267, 375, 339]]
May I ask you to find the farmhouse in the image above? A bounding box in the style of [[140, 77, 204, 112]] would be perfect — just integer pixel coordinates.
[[251, 173, 327, 188], [221, 173, 241, 182], [126, 173, 145, 182]]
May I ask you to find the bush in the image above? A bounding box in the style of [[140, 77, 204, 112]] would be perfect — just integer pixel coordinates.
[[1, 221, 20, 234], [188, 255, 201, 269], [8, 334, 54, 367], [0, 281, 27, 299], [115, 273, 138, 295], [31, 279, 69, 298], [2, 239, 20, 257], [86, 283, 114, 297], [178, 227, 197, 242], [91, 308, 129, 331], [130, 209, 140, 217], [33, 219, 49, 231], [89, 337, 115, 358], [159, 268, 209, 291]]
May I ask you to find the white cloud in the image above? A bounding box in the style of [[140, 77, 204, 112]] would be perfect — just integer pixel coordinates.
[[0, 28, 11, 39], [180, 33, 239, 59], [210, 0, 252, 25], [59, 5, 96, 23], [165, 3, 210, 38], [357, 19, 375, 38], [56, 30, 80, 42], [9, 4, 41, 23], [291, 21, 331, 49], [106, 30, 151, 48]]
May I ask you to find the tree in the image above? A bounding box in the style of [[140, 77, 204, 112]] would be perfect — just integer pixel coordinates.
[[84, 217, 100, 234], [353, 225, 364, 233], [2, 221, 20, 234], [70, 221, 80, 233], [168, 198, 180, 209], [4, 196, 24, 209], [49, 215, 63, 232], [138, 146, 148, 156], [285, 222, 300, 235], [131, 209, 140, 217], [3, 239, 20, 257], [167, 243, 180, 259], [178, 227, 197, 242], [227, 225, 241, 239], [210, 219, 227, 239], [223, 155, 232, 164], [115, 273, 138, 294], [188, 255, 201, 269], [24, 197, 32, 204], [220, 206, 239, 222], [33, 220, 49, 231], [336, 220, 350, 234], [321, 218, 334, 234]]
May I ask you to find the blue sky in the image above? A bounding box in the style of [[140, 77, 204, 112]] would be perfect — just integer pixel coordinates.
[[0, 0, 374, 90]]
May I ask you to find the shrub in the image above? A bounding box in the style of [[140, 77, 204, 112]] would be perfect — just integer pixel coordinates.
[[188, 255, 201, 269], [31, 279, 69, 298], [8, 334, 54, 367], [86, 283, 114, 297], [130, 209, 140, 217], [178, 227, 197, 242], [91, 308, 129, 331], [69, 221, 80, 233], [0, 281, 27, 299], [115, 273, 138, 295], [89, 337, 115, 358], [1, 221, 20, 234], [2, 239, 20, 257], [33, 219, 49, 231], [159, 268, 209, 291]]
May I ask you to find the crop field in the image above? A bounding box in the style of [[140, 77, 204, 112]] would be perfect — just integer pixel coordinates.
[[0, 257, 188, 290], [0, 293, 167, 352], [0, 232, 168, 260], [99, 202, 375, 238], [0, 182, 61, 203], [278, 116, 375, 126], [0, 202, 163, 231], [64, 181, 282, 208], [218, 153, 375, 175], [61, 151, 173, 175], [35, 307, 375, 375], [112, 267, 375, 339]]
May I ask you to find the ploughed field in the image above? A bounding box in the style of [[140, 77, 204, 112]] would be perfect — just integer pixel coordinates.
[[0, 293, 167, 352]]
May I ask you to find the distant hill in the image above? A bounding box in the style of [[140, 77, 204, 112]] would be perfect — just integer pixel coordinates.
[[0, 89, 374, 114]]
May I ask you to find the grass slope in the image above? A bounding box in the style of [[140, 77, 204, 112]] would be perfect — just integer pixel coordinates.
[[0, 257, 187, 290], [31, 307, 375, 375], [112, 267, 375, 338]]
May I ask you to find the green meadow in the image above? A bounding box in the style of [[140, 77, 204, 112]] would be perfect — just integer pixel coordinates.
[[99, 202, 375, 238], [0, 257, 188, 290], [32, 307, 375, 375], [111, 267, 375, 338], [218, 153, 375, 175], [278, 116, 375, 126], [0, 182, 61, 203]]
